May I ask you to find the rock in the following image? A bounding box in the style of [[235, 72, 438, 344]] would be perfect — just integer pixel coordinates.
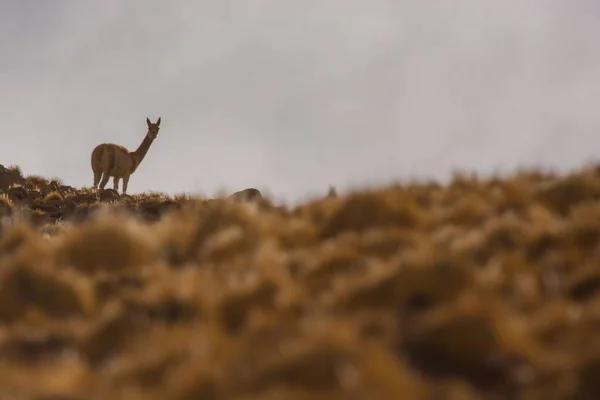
[[8, 186, 29, 203], [49, 180, 61, 191], [143, 199, 179, 218], [0, 166, 25, 192], [28, 190, 43, 201], [60, 201, 77, 218], [98, 189, 120, 203], [327, 186, 338, 198], [44, 198, 64, 208], [58, 185, 75, 193], [31, 203, 61, 214], [67, 205, 95, 223], [66, 193, 96, 204], [228, 188, 263, 202], [139, 200, 172, 222]]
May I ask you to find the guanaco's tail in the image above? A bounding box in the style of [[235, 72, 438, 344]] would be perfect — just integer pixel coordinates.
[[91, 144, 116, 174], [91, 145, 105, 174]]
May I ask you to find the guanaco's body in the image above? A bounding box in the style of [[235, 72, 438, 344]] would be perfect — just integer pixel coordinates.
[[91, 117, 161, 195]]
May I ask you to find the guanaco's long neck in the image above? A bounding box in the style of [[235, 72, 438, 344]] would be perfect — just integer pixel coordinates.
[[131, 132, 155, 166]]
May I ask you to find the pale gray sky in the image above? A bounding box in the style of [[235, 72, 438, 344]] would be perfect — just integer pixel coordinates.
[[2, 1, 600, 204]]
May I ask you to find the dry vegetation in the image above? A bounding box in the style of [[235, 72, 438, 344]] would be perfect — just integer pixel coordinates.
[[1, 162, 600, 399]]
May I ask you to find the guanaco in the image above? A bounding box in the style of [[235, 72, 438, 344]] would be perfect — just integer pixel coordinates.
[[91, 117, 161, 195]]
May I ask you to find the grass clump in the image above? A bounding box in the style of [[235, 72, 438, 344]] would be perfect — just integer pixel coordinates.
[[44, 191, 64, 202], [54, 213, 158, 274]]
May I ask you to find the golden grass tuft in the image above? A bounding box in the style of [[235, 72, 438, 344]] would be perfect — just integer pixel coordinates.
[[44, 191, 64, 202], [1, 163, 600, 398], [319, 191, 428, 239], [0, 222, 38, 255], [54, 213, 158, 274], [0, 193, 13, 208], [25, 174, 50, 188], [0, 241, 95, 323]]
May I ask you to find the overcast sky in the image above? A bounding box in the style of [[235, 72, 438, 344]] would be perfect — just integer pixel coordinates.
[[2, 1, 600, 204]]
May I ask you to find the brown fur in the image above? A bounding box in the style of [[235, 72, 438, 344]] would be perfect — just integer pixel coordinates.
[[91, 118, 161, 195]]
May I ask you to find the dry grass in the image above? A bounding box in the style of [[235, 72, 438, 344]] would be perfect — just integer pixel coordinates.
[[0, 163, 600, 399], [6, 164, 23, 176]]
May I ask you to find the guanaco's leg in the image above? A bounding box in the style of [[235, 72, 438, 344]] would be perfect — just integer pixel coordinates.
[[122, 174, 131, 195], [99, 173, 110, 190], [93, 172, 102, 188]]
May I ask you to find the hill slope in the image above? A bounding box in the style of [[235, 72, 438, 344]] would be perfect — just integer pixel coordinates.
[[0, 163, 600, 399]]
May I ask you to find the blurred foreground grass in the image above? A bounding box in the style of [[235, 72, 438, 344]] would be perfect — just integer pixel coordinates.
[[1, 163, 600, 399]]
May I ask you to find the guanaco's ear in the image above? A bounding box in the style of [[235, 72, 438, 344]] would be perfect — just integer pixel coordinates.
[[156, 117, 161, 126], [146, 118, 151, 126]]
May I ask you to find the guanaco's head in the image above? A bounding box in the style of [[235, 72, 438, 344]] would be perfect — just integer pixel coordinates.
[[146, 117, 161, 140]]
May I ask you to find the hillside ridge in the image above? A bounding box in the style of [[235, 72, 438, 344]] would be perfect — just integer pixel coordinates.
[[0, 164, 273, 227]]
